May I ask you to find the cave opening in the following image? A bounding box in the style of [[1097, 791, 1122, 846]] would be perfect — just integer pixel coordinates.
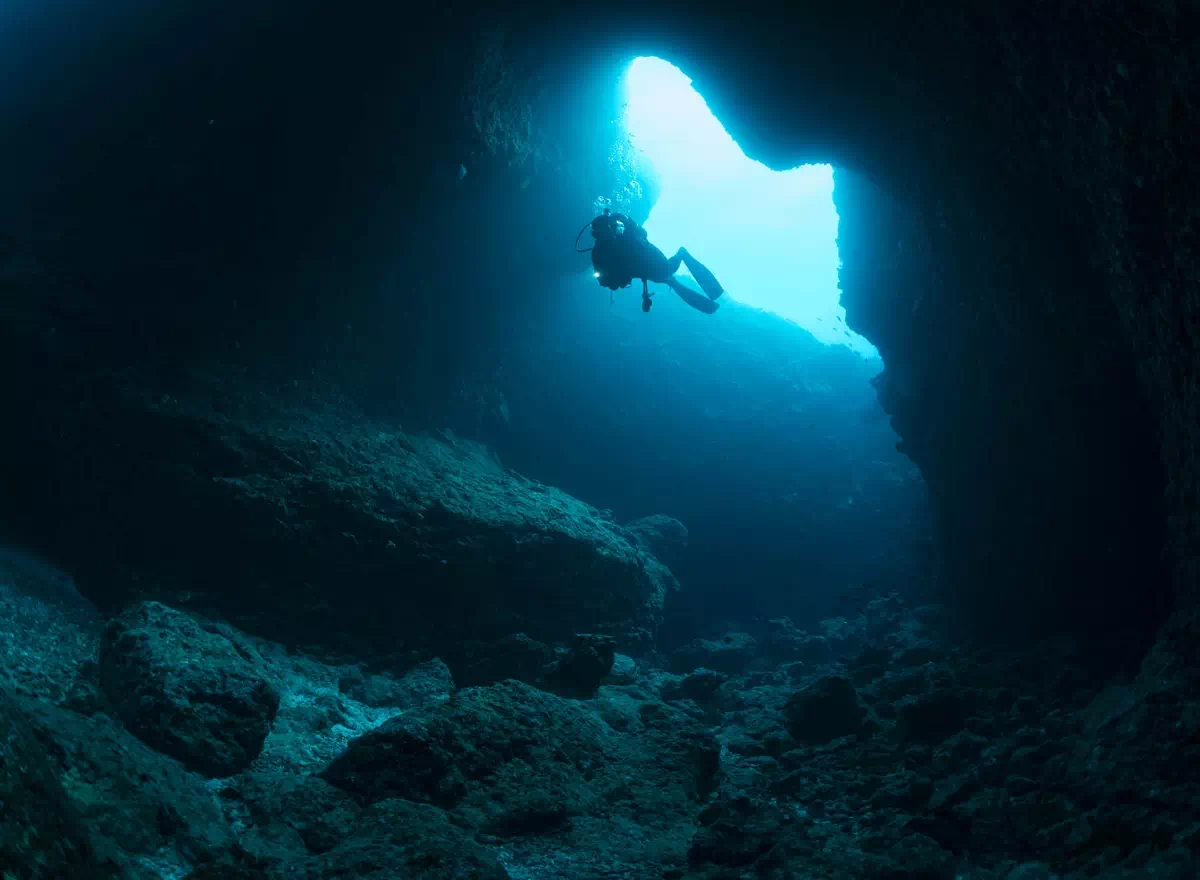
[[621, 56, 877, 357]]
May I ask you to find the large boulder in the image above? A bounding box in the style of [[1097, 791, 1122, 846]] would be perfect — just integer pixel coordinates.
[[20, 698, 237, 879], [98, 601, 281, 777], [624, 514, 689, 569], [322, 679, 621, 813], [339, 658, 455, 710], [541, 633, 617, 698], [32, 372, 678, 662], [783, 673, 870, 745], [287, 798, 510, 880], [323, 679, 720, 842]]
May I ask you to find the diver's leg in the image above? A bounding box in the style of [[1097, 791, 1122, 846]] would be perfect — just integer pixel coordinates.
[[676, 247, 724, 300], [665, 276, 720, 314], [665, 249, 684, 275]]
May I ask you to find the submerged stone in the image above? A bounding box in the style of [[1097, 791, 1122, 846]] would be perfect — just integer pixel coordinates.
[[783, 673, 868, 745], [670, 632, 758, 675], [0, 689, 114, 879], [99, 601, 280, 777]]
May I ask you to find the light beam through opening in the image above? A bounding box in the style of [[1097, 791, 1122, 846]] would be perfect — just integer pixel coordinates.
[[623, 56, 877, 356]]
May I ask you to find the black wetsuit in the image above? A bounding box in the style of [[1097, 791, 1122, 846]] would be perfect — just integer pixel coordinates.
[[591, 214, 725, 314]]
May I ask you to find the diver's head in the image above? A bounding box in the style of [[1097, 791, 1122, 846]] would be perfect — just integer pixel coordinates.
[[591, 209, 625, 242]]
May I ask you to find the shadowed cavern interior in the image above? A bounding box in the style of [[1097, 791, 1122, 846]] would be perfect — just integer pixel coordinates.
[[1, 0, 1197, 877]]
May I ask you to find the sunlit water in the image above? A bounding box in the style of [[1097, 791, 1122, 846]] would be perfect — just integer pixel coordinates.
[[623, 56, 877, 356]]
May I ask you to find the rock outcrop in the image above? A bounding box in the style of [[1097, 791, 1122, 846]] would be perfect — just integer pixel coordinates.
[[27, 371, 678, 666], [99, 601, 281, 777], [625, 514, 689, 569], [5, 548, 1200, 878], [0, 689, 115, 879], [323, 678, 720, 822]]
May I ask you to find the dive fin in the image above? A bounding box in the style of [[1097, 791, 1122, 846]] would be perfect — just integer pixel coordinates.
[[665, 277, 720, 314], [679, 249, 724, 300]]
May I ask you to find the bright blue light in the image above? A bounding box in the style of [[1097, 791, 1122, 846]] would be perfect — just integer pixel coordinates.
[[623, 57, 877, 356]]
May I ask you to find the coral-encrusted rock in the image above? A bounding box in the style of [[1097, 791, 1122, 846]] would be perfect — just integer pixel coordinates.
[[783, 673, 869, 745], [99, 602, 280, 777]]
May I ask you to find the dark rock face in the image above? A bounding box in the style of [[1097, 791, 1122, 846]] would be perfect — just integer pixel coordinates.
[[235, 773, 362, 859], [625, 514, 689, 569], [454, 633, 556, 688], [322, 679, 619, 809], [663, 668, 729, 705], [323, 678, 721, 844], [0, 689, 114, 879], [287, 798, 511, 880], [4, 552, 1200, 877], [31, 372, 677, 664], [22, 699, 236, 878], [835, 170, 1169, 644], [783, 673, 869, 745], [765, 618, 835, 666], [340, 659, 455, 710], [99, 601, 280, 777], [897, 688, 974, 745], [671, 632, 758, 675], [541, 633, 617, 698]]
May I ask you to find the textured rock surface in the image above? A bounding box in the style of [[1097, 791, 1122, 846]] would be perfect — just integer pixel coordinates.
[[541, 633, 617, 698], [339, 658, 455, 710], [285, 798, 511, 880], [783, 673, 869, 745], [99, 601, 281, 777], [671, 632, 758, 675], [323, 678, 717, 813], [0, 689, 114, 879], [625, 514, 690, 569], [4, 551, 1200, 877], [27, 371, 678, 667], [21, 699, 236, 879]]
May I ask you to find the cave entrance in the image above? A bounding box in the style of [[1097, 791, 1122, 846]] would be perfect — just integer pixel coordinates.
[[622, 56, 876, 356]]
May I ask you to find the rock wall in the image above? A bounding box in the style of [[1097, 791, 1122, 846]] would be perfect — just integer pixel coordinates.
[[517, 0, 1191, 640]]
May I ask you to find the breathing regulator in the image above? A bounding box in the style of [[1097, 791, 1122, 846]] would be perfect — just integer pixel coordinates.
[[573, 208, 626, 253]]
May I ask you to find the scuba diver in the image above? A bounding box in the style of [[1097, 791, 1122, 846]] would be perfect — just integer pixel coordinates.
[[575, 209, 725, 314]]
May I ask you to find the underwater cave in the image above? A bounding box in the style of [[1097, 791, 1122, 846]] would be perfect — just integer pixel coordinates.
[[0, 0, 1196, 876]]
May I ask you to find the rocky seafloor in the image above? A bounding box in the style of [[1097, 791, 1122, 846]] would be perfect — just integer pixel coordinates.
[[4, 534, 1200, 879]]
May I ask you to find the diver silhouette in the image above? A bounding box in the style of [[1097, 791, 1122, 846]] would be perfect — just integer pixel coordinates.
[[575, 209, 725, 314]]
